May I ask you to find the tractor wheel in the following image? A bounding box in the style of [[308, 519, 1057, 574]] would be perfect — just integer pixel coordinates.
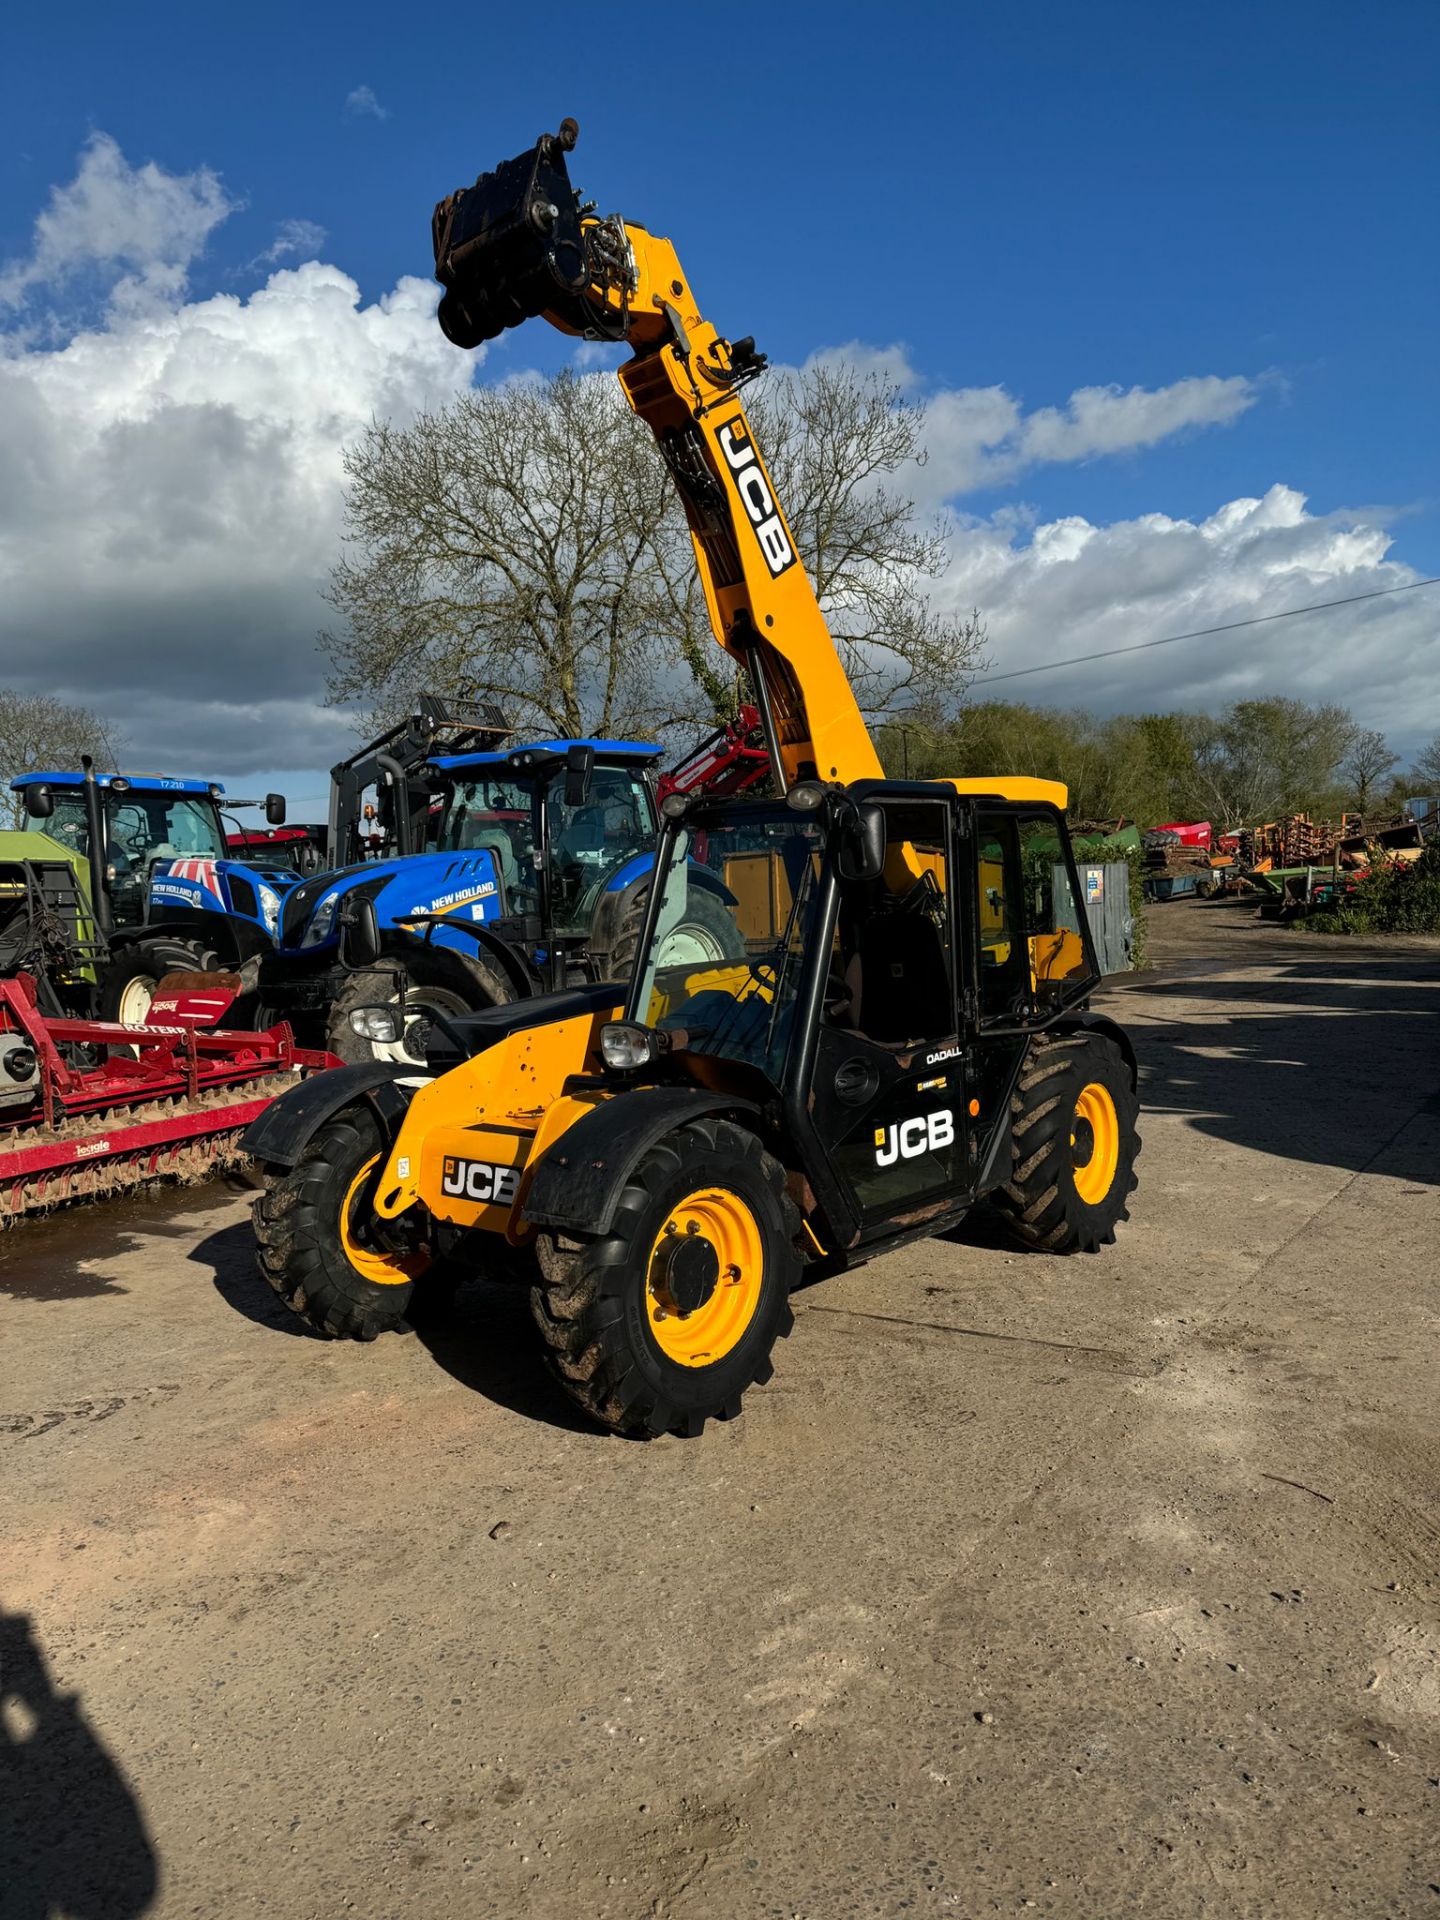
[[253, 1103, 452, 1339], [326, 953, 512, 1068], [990, 1033, 1140, 1253], [610, 885, 745, 982], [531, 1117, 799, 1437], [100, 937, 220, 1026]]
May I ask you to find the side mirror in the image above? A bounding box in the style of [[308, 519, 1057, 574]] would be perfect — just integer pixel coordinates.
[[23, 783, 54, 820], [837, 802, 887, 883], [264, 792, 287, 826], [340, 895, 382, 969], [564, 743, 595, 809]]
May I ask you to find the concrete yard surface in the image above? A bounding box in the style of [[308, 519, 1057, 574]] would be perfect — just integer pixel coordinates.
[[2, 899, 1438, 1918]]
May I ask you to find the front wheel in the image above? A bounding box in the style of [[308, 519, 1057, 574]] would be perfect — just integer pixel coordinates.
[[253, 1103, 448, 1338], [531, 1117, 799, 1437], [100, 937, 220, 1026], [609, 885, 746, 981], [989, 1033, 1140, 1253]]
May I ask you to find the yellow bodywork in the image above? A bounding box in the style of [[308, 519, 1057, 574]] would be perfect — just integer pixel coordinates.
[[373, 1001, 620, 1239]]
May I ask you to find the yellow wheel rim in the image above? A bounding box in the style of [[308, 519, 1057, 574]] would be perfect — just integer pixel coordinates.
[[645, 1186, 764, 1368], [1070, 1082, 1120, 1207], [340, 1156, 431, 1286]]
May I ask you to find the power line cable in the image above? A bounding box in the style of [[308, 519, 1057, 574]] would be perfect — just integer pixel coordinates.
[[972, 577, 1440, 687]]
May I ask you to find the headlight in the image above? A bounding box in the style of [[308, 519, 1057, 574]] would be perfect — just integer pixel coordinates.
[[349, 1006, 402, 1043], [301, 890, 340, 947], [600, 1021, 657, 1071], [258, 884, 282, 934]]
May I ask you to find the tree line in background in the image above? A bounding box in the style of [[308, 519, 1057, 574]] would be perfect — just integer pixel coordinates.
[[0, 688, 121, 827], [878, 699, 1440, 830]]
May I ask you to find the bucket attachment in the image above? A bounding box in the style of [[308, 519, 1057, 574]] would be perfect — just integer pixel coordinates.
[[432, 119, 591, 348]]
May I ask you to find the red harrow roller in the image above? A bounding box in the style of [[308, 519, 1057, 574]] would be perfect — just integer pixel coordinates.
[[0, 971, 337, 1222]]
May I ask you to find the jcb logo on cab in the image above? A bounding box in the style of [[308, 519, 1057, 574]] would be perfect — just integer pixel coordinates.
[[874, 1110, 955, 1167]]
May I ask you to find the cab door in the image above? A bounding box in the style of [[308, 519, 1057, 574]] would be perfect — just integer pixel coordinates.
[[806, 796, 971, 1240]]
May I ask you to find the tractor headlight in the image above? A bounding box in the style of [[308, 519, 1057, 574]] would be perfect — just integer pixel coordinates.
[[302, 890, 340, 948], [258, 884, 282, 934], [349, 1006, 402, 1043], [600, 1021, 656, 1072]]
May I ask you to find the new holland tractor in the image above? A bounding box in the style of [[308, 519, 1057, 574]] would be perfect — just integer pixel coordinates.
[[243, 121, 1141, 1437], [9, 700, 745, 1067]]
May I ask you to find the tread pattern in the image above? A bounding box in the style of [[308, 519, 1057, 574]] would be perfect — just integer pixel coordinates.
[[253, 1105, 426, 1339], [990, 1033, 1141, 1254], [531, 1117, 798, 1438]]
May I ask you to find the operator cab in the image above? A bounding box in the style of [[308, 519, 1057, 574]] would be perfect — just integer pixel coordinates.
[[13, 773, 229, 929], [612, 776, 1100, 1248]]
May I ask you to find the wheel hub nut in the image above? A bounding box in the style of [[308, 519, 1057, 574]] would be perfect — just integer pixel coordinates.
[[649, 1231, 721, 1318]]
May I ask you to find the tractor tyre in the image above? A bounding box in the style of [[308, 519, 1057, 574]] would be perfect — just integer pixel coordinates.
[[100, 937, 221, 1027], [531, 1117, 799, 1437], [326, 951, 512, 1068], [253, 1103, 454, 1339], [990, 1032, 1140, 1254], [609, 884, 745, 982]]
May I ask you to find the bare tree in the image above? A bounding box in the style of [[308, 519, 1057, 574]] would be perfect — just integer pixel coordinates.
[[1340, 726, 1398, 811], [1410, 734, 1440, 793], [0, 687, 122, 825], [322, 364, 984, 741], [748, 363, 985, 718]]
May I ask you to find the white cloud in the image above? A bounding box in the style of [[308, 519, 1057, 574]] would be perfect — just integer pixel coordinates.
[[0, 132, 235, 317], [0, 141, 482, 776], [941, 487, 1438, 755], [919, 373, 1260, 499], [345, 85, 389, 121], [255, 217, 327, 266]]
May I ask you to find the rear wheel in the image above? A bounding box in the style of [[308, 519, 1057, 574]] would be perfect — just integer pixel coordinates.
[[532, 1117, 798, 1437], [326, 952, 511, 1067], [609, 885, 746, 981], [253, 1103, 449, 1339], [990, 1033, 1139, 1253], [100, 937, 220, 1026]]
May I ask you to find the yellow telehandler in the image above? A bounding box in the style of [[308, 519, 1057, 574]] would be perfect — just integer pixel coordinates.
[[244, 121, 1139, 1437]]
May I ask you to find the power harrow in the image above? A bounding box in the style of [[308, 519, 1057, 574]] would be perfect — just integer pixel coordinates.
[[0, 971, 336, 1222]]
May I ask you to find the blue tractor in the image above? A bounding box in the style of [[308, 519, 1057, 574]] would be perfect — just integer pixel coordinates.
[[17, 699, 745, 1064], [10, 766, 294, 1024]]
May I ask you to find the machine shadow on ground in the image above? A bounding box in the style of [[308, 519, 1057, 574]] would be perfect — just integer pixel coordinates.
[[1130, 953, 1440, 1182], [194, 1216, 604, 1434], [0, 1605, 159, 1920]]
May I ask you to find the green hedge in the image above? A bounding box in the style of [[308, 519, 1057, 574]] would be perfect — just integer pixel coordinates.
[[1299, 842, 1440, 936]]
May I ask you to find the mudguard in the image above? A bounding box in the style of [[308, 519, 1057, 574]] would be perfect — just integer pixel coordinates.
[[1052, 1010, 1138, 1089], [241, 1062, 422, 1168], [522, 1086, 759, 1237]]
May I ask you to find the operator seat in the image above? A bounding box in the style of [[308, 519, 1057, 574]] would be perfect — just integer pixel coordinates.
[[844, 906, 953, 1046]]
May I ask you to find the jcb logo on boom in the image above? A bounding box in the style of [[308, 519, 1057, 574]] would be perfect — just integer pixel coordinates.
[[440, 1156, 518, 1206], [717, 418, 796, 578], [874, 1110, 955, 1167]]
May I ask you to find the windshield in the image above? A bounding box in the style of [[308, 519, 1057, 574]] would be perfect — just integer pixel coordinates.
[[628, 807, 828, 1081], [546, 767, 654, 936], [436, 775, 540, 914]]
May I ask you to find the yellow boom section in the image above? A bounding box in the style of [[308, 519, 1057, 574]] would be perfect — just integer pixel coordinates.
[[432, 123, 883, 793]]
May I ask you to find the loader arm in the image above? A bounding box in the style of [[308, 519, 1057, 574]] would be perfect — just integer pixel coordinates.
[[432, 120, 884, 794]]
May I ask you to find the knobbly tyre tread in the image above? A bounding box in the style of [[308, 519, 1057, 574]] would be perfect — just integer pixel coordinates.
[[100, 937, 223, 1024], [325, 955, 510, 1067], [531, 1117, 799, 1438], [990, 1033, 1140, 1254], [254, 1102, 442, 1339], [608, 885, 746, 980]]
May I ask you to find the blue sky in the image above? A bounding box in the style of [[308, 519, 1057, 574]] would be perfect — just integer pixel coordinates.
[[2, 0, 1436, 814]]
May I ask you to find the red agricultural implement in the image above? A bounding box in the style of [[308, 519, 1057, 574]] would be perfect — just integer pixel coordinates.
[[0, 971, 337, 1222]]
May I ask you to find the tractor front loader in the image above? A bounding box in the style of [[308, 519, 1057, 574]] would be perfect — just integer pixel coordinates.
[[244, 122, 1140, 1435]]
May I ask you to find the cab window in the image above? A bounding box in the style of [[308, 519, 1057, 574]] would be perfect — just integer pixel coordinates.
[[830, 801, 956, 1047], [976, 809, 1096, 1023]]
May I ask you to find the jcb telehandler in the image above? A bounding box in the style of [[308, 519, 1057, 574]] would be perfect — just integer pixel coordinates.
[[245, 122, 1140, 1437]]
